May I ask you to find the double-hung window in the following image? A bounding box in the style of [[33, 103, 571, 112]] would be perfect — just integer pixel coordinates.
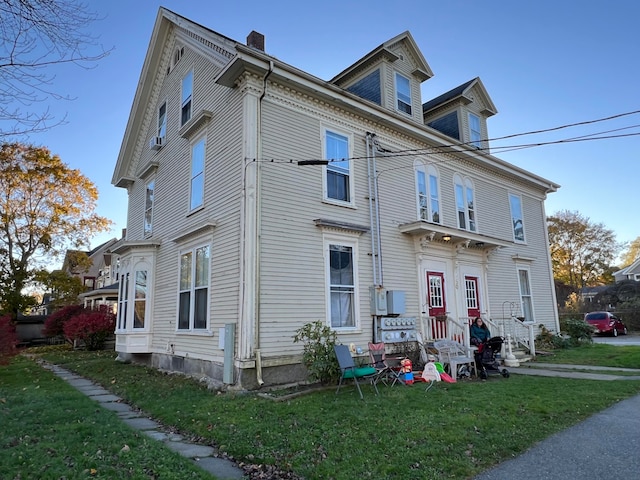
[[181, 70, 193, 126], [509, 193, 525, 242], [468, 113, 481, 148], [190, 137, 205, 210], [157, 102, 167, 138], [454, 174, 477, 232], [133, 270, 147, 328], [415, 161, 440, 223], [324, 129, 352, 204], [517, 268, 534, 323], [178, 244, 210, 330], [395, 72, 412, 115], [326, 239, 358, 329], [144, 179, 154, 237]]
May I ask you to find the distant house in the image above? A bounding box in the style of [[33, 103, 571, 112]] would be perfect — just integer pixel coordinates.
[[110, 8, 560, 389], [614, 258, 640, 283]]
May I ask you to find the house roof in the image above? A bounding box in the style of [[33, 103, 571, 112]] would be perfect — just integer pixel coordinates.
[[330, 31, 434, 86], [614, 257, 640, 276], [422, 77, 497, 116], [112, 8, 559, 195]]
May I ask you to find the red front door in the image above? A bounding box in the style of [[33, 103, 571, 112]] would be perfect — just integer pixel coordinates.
[[427, 271, 446, 317], [427, 271, 447, 339], [465, 276, 481, 319]]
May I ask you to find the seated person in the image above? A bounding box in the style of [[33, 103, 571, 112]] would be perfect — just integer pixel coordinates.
[[470, 317, 491, 346]]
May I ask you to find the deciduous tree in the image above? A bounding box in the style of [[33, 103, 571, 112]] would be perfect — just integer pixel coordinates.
[[547, 210, 620, 291], [0, 0, 110, 138], [619, 236, 640, 268], [0, 142, 111, 316]]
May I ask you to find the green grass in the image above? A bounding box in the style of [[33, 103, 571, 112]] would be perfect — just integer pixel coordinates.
[[5, 345, 640, 479], [533, 343, 640, 368], [0, 355, 217, 479]]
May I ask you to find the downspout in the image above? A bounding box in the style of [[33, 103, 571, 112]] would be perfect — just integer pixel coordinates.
[[372, 135, 384, 285], [366, 133, 378, 286], [254, 60, 274, 386]]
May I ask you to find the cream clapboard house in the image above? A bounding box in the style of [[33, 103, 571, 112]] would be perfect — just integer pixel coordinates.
[[111, 8, 560, 388]]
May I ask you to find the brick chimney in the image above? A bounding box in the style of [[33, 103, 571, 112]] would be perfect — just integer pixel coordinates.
[[247, 31, 265, 51]]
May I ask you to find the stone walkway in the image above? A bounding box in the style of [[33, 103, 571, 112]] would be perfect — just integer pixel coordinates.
[[40, 361, 245, 480], [507, 362, 640, 380]]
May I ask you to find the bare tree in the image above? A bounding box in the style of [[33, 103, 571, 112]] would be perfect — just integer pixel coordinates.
[[0, 0, 111, 138]]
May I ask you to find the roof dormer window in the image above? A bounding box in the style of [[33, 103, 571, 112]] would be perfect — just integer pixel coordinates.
[[395, 72, 412, 115], [469, 113, 482, 148]]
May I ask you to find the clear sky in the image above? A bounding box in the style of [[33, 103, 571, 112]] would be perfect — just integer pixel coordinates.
[[24, 0, 640, 265]]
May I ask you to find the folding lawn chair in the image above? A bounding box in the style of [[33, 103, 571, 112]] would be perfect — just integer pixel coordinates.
[[334, 344, 379, 399]]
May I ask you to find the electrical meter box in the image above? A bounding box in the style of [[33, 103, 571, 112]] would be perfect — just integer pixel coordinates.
[[369, 286, 387, 315], [386, 290, 406, 315]]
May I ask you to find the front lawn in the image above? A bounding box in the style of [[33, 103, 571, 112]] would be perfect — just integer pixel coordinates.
[[7, 345, 638, 479]]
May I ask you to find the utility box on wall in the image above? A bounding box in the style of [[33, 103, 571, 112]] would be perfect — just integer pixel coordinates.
[[386, 290, 406, 315], [369, 286, 388, 316]]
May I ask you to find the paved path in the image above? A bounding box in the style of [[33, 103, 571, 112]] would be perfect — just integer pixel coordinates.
[[39, 361, 245, 480], [473, 361, 640, 479]]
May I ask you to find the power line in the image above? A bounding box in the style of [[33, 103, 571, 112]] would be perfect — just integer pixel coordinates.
[[248, 108, 640, 166]]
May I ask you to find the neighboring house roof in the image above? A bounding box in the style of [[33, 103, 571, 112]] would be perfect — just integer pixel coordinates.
[[79, 282, 119, 299], [613, 257, 640, 281]]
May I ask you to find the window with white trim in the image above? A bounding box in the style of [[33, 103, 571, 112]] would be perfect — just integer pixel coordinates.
[[468, 113, 481, 148], [324, 129, 352, 204], [415, 161, 440, 223], [133, 270, 147, 328], [326, 238, 359, 329], [157, 102, 167, 138], [178, 244, 210, 330], [395, 72, 412, 115], [518, 267, 534, 322], [181, 69, 193, 126], [117, 273, 129, 330], [144, 179, 154, 237], [509, 193, 525, 242], [454, 174, 476, 232], [190, 137, 205, 210]]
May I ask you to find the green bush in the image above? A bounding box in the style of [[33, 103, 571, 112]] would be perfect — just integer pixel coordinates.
[[293, 321, 340, 385], [561, 317, 595, 346]]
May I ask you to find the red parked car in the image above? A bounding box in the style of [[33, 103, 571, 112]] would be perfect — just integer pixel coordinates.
[[584, 311, 628, 337]]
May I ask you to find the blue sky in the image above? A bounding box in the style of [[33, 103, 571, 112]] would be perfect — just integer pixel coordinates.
[[24, 1, 640, 264]]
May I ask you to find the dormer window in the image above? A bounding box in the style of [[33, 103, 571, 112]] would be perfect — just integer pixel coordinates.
[[395, 73, 412, 115], [468, 113, 481, 148]]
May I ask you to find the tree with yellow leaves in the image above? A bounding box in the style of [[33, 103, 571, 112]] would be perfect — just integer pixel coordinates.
[[0, 143, 112, 316]]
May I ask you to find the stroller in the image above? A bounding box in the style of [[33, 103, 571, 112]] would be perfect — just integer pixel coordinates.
[[474, 336, 510, 380]]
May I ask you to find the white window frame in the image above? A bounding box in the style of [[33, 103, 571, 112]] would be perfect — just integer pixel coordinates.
[[468, 113, 481, 148], [415, 160, 440, 223], [177, 243, 211, 332], [509, 193, 526, 243], [454, 174, 477, 232], [324, 234, 360, 331], [189, 135, 205, 211], [181, 69, 193, 126], [395, 72, 412, 115], [157, 101, 167, 139], [517, 267, 534, 323], [322, 127, 354, 206], [117, 272, 129, 331], [144, 178, 155, 237], [133, 270, 148, 329]]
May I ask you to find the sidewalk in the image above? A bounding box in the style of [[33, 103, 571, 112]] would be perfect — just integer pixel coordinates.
[[39, 361, 245, 480], [473, 362, 640, 479]]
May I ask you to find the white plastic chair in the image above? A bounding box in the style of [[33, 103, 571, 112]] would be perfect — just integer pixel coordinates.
[[433, 339, 476, 380]]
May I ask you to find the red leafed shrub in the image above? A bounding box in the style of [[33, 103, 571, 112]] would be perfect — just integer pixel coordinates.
[[0, 315, 19, 364], [43, 304, 86, 339], [63, 310, 116, 351]]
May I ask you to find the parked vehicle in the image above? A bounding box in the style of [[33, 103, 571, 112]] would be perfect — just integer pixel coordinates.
[[584, 312, 628, 337]]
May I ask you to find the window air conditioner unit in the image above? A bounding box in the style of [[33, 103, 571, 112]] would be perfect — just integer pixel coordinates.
[[149, 136, 163, 150]]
